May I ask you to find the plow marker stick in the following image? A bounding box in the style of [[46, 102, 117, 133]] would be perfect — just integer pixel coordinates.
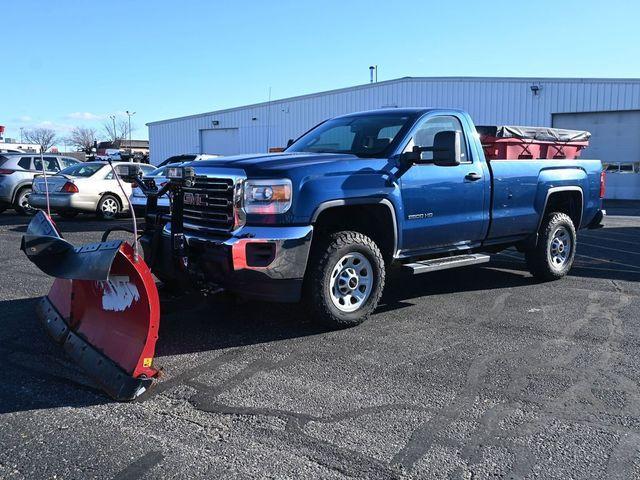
[[39, 151, 51, 216], [107, 159, 139, 262]]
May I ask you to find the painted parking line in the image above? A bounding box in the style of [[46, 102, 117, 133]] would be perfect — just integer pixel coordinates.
[[591, 229, 640, 241], [579, 233, 640, 247], [495, 249, 640, 271], [492, 258, 640, 276], [574, 252, 640, 270], [577, 241, 640, 257]]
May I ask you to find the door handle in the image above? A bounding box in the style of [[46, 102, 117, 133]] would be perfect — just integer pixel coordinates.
[[465, 172, 482, 181]]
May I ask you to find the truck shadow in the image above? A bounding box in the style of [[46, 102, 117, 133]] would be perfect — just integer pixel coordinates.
[[155, 265, 535, 357]]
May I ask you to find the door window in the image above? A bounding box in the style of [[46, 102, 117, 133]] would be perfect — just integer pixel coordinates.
[[403, 116, 469, 163], [139, 164, 156, 175], [33, 156, 60, 171], [59, 157, 79, 169], [18, 157, 32, 170]]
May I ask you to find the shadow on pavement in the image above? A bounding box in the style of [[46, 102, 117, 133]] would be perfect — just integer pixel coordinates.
[[0, 298, 109, 414]]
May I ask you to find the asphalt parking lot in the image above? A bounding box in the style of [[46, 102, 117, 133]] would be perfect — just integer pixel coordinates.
[[1, 207, 640, 479]]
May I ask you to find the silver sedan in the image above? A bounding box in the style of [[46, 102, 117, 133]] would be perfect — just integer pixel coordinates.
[[29, 161, 156, 219]]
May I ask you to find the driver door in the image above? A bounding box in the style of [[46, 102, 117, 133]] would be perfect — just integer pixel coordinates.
[[399, 115, 487, 252]]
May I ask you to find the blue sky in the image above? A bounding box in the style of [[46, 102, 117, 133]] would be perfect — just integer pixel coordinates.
[[1, 0, 638, 145]]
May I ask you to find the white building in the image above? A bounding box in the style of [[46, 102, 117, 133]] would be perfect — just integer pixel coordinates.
[[148, 76, 640, 199]]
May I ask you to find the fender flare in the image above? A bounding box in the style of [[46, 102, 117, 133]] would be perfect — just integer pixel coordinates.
[[537, 186, 584, 231], [11, 180, 34, 204], [310, 197, 399, 256]]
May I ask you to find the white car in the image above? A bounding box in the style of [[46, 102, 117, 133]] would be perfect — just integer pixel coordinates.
[[29, 161, 156, 219], [130, 155, 221, 214], [130, 165, 171, 214]]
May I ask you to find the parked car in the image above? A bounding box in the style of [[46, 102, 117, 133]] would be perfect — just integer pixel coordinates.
[[29, 161, 156, 219], [156, 153, 223, 168], [131, 155, 221, 214], [131, 165, 170, 215], [0, 153, 80, 215], [141, 108, 606, 328]]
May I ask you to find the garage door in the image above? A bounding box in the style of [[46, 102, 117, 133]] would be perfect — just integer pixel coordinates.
[[553, 111, 640, 199], [200, 128, 240, 156], [552, 110, 640, 166]]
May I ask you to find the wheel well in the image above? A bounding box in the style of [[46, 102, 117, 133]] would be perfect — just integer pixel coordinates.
[[100, 192, 123, 209], [544, 190, 582, 228], [12, 184, 32, 205], [312, 204, 396, 262]]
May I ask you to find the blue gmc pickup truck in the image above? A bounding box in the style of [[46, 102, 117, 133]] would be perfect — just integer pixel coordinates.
[[141, 108, 606, 328]]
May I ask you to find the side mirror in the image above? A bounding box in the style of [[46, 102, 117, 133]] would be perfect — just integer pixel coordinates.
[[432, 130, 462, 166], [114, 164, 141, 183], [166, 166, 196, 187], [400, 130, 463, 167], [286, 138, 294, 148]]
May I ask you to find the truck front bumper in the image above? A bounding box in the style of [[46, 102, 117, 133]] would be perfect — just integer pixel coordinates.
[[142, 224, 314, 302]]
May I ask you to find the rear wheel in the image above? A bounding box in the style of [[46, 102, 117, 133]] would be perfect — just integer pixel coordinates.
[[97, 194, 120, 220], [306, 231, 385, 329], [14, 187, 36, 216], [525, 212, 576, 280]]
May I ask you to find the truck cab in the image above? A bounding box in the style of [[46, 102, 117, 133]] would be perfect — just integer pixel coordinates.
[[140, 108, 606, 328]]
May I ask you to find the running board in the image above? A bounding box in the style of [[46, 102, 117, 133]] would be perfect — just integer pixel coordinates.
[[402, 253, 490, 274]]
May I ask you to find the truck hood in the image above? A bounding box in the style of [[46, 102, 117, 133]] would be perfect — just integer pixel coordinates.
[[191, 152, 385, 177]]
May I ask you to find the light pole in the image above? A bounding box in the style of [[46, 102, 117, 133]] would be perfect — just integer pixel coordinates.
[[126, 110, 136, 160]]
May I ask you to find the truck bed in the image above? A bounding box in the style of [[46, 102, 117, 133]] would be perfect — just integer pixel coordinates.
[[485, 158, 603, 241]]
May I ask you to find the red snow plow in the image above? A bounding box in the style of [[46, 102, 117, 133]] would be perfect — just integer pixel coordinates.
[[21, 162, 162, 400]]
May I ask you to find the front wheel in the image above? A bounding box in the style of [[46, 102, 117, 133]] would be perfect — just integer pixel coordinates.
[[525, 212, 576, 280], [305, 231, 385, 329]]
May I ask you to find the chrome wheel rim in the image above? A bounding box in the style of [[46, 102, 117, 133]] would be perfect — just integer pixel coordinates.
[[329, 252, 373, 313], [548, 226, 572, 269], [101, 198, 118, 218], [19, 191, 36, 214]]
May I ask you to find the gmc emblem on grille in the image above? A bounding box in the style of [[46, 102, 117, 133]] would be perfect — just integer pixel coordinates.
[[183, 192, 207, 206]]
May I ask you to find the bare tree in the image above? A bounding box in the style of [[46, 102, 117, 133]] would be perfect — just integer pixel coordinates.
[[103, 119, 134, 143], [23, 128, 58, 153], [67, 126, 98, 153]]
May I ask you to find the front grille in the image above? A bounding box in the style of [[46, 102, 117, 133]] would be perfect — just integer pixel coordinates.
[[182, 176, 235, 233]]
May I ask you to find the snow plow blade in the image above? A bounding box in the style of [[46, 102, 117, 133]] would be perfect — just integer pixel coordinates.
[[21, 212, 160, 400]]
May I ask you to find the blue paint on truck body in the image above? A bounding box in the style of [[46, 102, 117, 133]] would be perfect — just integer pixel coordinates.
[[194, 108, 603, 257]]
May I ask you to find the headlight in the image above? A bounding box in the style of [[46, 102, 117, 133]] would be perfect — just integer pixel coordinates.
[[244, 179, 292, 214]]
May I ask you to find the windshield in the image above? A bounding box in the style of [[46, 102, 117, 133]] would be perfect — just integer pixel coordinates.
[[287, 113, 413, 158], [58, 163, 104, 177], [148, 166, 168, 177]]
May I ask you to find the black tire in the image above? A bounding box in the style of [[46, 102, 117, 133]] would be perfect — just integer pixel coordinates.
[[96, 194, 121, 220], [305, 231, 385, 329], [58, 211, 79, 219], [14, 187, 36, 216], [525, 212, 576, 281]]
